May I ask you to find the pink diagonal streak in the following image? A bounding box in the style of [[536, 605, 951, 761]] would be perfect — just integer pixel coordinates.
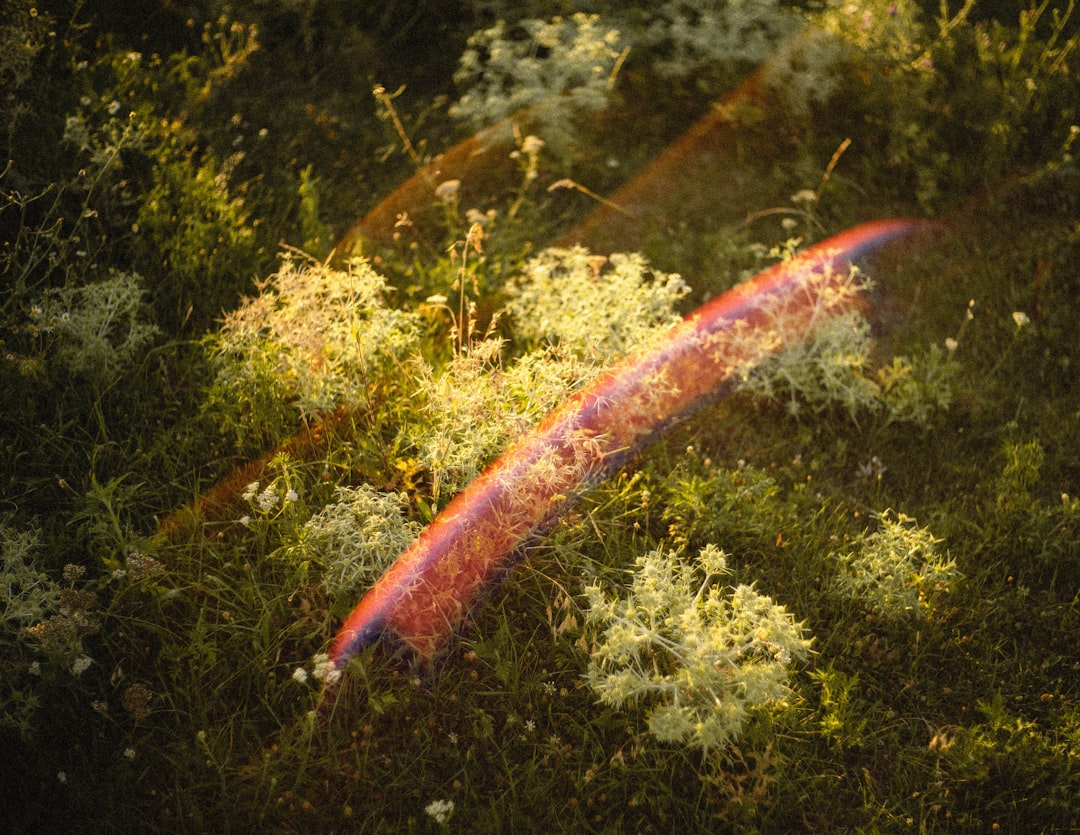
[[329, 220, 924, 672]]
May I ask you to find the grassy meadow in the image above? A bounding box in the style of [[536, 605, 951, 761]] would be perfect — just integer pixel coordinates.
[[2, 1, 1078, 831]]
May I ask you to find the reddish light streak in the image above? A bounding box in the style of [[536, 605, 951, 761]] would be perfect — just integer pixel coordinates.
[[330, 220, 923, 671]]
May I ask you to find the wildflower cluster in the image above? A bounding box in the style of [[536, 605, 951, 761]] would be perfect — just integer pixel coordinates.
[[424, 798, 455, 826], [734, 257, 955, 426], [584, 544, 812, 751], [450, 13, 625, 153], [4, 554, 95, 666], [405, 337, 592, 501], [644, 0, 800, 82], [23, 573, 101, 666], [762, 27, 847, 117], [27, 272, 159, 383], [241, 478, 300, 517], [0, 528, 102, 730], [831, 511, 960, 619], [449, 1, 811, 138], [124, 552, 166, 582], [121, 682, 154, 722], [291, 652, 341, 687], [204, 254, 420, 444], [280, 485, 421, 604], [739, 305, 878, 418], [504, 247, 690, 360]]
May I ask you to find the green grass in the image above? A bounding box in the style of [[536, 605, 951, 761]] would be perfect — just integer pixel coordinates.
[[2, 1, 1078, 832]]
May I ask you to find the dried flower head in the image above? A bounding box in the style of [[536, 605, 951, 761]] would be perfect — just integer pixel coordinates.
[[121, 684, 154, 722]]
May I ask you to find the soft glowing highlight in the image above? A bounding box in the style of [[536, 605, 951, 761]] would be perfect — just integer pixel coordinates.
[[330, 220, 923, 672]]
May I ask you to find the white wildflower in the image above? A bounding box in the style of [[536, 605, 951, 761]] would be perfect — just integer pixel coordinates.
[[425, 798, 455, 825], [465, 207, 495, 226], [290, 485, 421, 602], [256, 485, 279, 511], [856, 455, 887, 481], [311, 652, 341, 685]]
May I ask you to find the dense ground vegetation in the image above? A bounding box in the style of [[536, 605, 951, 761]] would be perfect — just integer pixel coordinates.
[[2, 0, 1078, 831]]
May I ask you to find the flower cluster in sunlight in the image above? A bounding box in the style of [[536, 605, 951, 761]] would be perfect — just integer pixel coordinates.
[[831, 511, 960, 619], [583, 544, 812, 751], [203, 254, 420, 443], [734, 256, 955, 426], [505, 247, 689, 361], [403, 337, 596, 503]]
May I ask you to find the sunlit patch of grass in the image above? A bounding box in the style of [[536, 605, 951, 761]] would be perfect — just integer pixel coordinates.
[[3, 1, 1079, 831]]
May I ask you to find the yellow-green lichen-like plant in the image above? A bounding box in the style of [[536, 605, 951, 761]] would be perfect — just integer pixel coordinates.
[[736, 283, 956, 426], [831, 510, 959, 619], [505, 247, 690, 361], [584, 544, 812, 751], [203, 253, 420, 445], [450, 13, 625, 153], [29, 272, 159, 383]]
